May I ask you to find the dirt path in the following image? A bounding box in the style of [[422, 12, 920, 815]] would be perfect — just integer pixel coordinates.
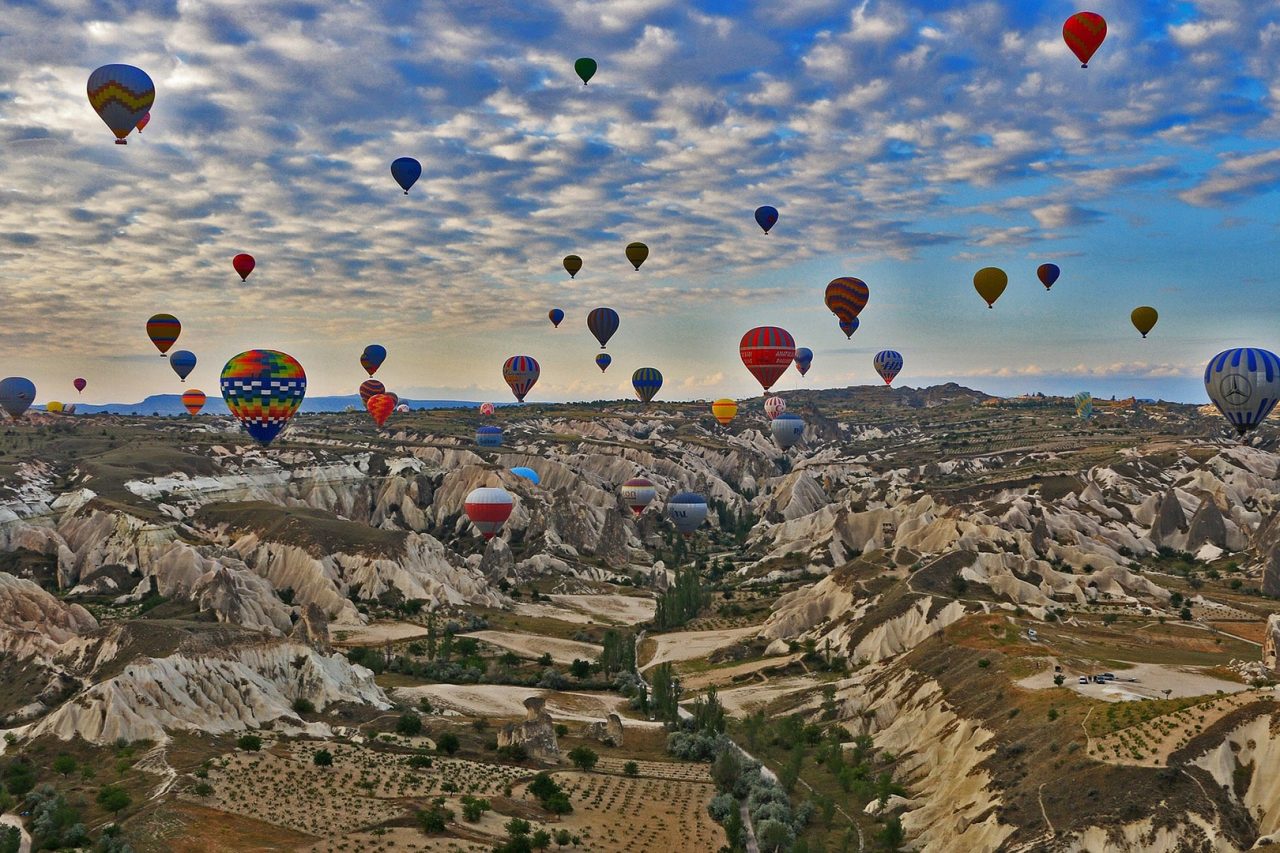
[[639, 626, 759, 671], [740, 803, 760, 853], [464, 630, 602, 665], [392, 684, 663, 727]]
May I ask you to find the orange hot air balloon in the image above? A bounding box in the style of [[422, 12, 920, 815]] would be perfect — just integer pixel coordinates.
[[711, 399, 738, 426], [181, 389, 206, 415], [367, 393, 395, 427], [1063, 12, 1107, 68]]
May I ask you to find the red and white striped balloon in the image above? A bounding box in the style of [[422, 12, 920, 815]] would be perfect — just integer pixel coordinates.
[[764, 395, 786, 419], [464, 487, 513, 540]]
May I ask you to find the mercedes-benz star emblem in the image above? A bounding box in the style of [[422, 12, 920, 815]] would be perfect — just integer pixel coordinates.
[[1220, 374, 1252, 405]]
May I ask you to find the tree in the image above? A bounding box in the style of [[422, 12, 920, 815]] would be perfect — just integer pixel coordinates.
[[505, 818, 532, 838], [1180, 607, 1193, 621], [756, 819, 795, 852], [192, 782, 213, 797], [408, 753, 434, 769], [418, 800, 453, 833], [876, 815, 905, 850], [531, 829, 552, 850], [538, 652, 553, 667], [52, 754, 77, 777], [461, 795, 491, 822], [96, 784, 131, 816], [291, 697, 315, 714], [554, 828, 572, 847], [313, 749, 333, 767], [711, 748, 742, 792], [623, 761, 639, 778], [236, 734, 262, 752], [570, 658, 592, 679], [568, 746, 598, 772], [1053, 674, 1066, 687], [397, 712, 423, 736], [436, 732, 460, 755]]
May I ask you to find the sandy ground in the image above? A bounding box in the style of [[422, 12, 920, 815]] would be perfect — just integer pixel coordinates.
[[713, 676, 822, 715], [512, 593, 655, 626], [392, 684, 663, 727], [329, 620, 430, 646], [682, 654, 805, 691], [640, 626, 759, 670], [1091, 689, 1275, 767], [464, 629, 603, 664], [1017, 660, 1250, 702]]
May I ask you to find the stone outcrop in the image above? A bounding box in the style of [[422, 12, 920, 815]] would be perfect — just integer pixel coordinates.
[[497, 696, 560, 763], [291, 602, 331, 652], [584, 713, 624, 746], [1265, 614, 1280, 673]]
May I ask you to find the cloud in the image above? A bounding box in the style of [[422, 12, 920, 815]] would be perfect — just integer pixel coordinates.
[[1030, 203, 1103, 229], [1178, 149, 1280, 206]]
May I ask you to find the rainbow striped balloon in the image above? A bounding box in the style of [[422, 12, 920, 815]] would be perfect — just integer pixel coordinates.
[[220, 350, 307, 445], [824, 277, 869, 322], [503, 356, 540, 402], [146, 314, 181, 356]]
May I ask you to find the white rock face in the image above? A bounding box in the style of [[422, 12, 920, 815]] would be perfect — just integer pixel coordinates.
[[0, 571, 97, 660]]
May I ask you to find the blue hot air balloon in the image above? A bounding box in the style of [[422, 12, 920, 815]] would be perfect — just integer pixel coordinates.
[[0, 377, 36, 419], [839, 318, 858, 339], [874, 350, 903, 386], [596, 353, 612, 373], [170, 350, 197, 381], [391, 157, 422, 194], [549, 308, 565, 328], [632, 368, 662, 404], [510, 466, 540, 484], [588, 307, 620, 349], [1204, 348, 1280, 437], [476, 425, 504, 448], [361, 344, 387, 377], [754, 205, 779, 234], [794, 347, 813, 377], [87, 64, 155, 144]]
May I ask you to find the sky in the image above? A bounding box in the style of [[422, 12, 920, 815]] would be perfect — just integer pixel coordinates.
[[2, 0, 1280, 405]]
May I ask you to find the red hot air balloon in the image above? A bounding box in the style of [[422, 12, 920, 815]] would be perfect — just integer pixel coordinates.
[[465, 487, 514, 540], [233, 253, 255, 282], [359, 379, 385, 406], [73, 378, 87, 394], [479, 402, 495, 416], [367, 393, 395, 427], [181, 389, 206, 415], [1063, 12, 1107, 68], [136, 112, 150, 133], [740, 327, 796, 392]]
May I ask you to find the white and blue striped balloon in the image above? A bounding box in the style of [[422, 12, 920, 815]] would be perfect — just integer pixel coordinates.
[[1204, 347, 1280, 436], [874, 350, 903, 385]]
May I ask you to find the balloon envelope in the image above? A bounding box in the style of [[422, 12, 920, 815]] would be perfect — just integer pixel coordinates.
[[465, 487, 513, 539], [0, 378, 35, 419], [87, 64, 155, 143], [711, 398, 738, 426], [361, 344, 387, 376], [764, 396, 786, 420], [1204, 348, 1280, 436], [974, 268, 1008, 308], [825, 278, 869, 322], [1063, 12, 1107, 67], [503, 356, 540, 402], [136, 112, 150, 132], [359, 379, 385, 406], [595, 353, 612, 373], [563, 255, 582, 278], [1038, 263, 1061, 290], [367, 393, 395, 427], [1131, 307, 1158, 338], [574, 57, 597, 85], [390, 157, 422, 194], [182, 389, 206, 415], [620, 478, 656, 516], [625, 242, 649, 270], [233, 254, 255, 282], [839, 318, 859, 339], [476, 425, 504, 447], [632, 368, 662, 404], [771, 412, 805, 449], [587, 307, 620, 348], [170, 350, 197, 381], [794, 347, 813, 376], [754, 206, 779, 234], [46, 402, 64, 414], [220, 350, 306, 445], [666, 492, 708, 537], [479, 402, 496, 416], [874, 350, 903, 385], [147, 314, 181, 355], [740, 327, 796, 392], [73, 378, 87, 394], [1074, 391, 1093, 421], [549, 308, 564, 328], [511, 466, 540, 484]]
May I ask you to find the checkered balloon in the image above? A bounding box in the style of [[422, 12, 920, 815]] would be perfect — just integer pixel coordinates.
[[220, 350, 307, 445]]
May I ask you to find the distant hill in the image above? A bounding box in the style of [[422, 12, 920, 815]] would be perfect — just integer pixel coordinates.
[[72, 395, 484, 416]]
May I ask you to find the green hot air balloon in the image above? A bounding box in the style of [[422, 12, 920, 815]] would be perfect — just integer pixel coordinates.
[[575, 57, 597, 85], [626, 242, 649, 271]]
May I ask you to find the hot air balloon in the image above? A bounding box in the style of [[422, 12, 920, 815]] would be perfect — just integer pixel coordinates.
[[86, 64, 154, 144], [1038, 264, 1060, 291], [476, 425, 504, 448], [511, 466, 540, 484], [170, 350, 197, 381], [595, 353, 612, 373], [575, 57, 597, 85], [740, 327, 796, 392], [825, 277, 869, 322], [755, 206, 779, 234], [465, 487, 514, 540], [620, 478, 656, 516], [503, 356, 540, 402], [839, 318, 858, 339], [361, 344, 387, 376], [666, 492, 708, 538], [1131, 307, 1158, 338], [711, 398, 738, 426], [359, 379, 385, 407], [632, 368, 662, 404], [182, 389, 206, 415], [46, 401, 64, 414], [1063, 12, 1107, 68], [390, 157, 422, 194], [136, 112, 150, 133], [1204, 348, 1280, 437], [874, 350, 903, 386], [220, 350, 306, 445], [794, 348, 813, 377], [233, 254, 255, 282], [396, 404, 410, 413], [563, 255, 582, 278], [480, 402, 496, 416], [384, 392, 400, 408], [771, 413, 805, 449], [63, 404, 76, 415], [549, 308, 565, 328], [625, 242, 648, 271], [367, 393, 395, 427], [1074, 392, 1093, 421], [974, 268, 1008, 308], [588, 307, 620, 349], [0, 378, 35, 419], [146, 314, 180, 356], [73, 378, 87, 394], [764, 395, 786, 420]]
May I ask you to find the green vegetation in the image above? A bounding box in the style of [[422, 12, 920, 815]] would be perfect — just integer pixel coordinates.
[[653, 564, 711, 630], [527, 772, 573, 814], [568, 746, 598, 771], [236, 734, 262, 752]]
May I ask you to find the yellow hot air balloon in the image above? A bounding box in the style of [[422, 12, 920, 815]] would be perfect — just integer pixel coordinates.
[[46, 401, 64, 413], [973, 267, 1008, 308], [711, 398, 738, 426], [1131, 306, 1158, 338]]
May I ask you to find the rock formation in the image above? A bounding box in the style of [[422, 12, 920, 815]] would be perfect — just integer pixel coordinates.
[[584, 713, 624, 746], [497, 696, 560, 763]]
